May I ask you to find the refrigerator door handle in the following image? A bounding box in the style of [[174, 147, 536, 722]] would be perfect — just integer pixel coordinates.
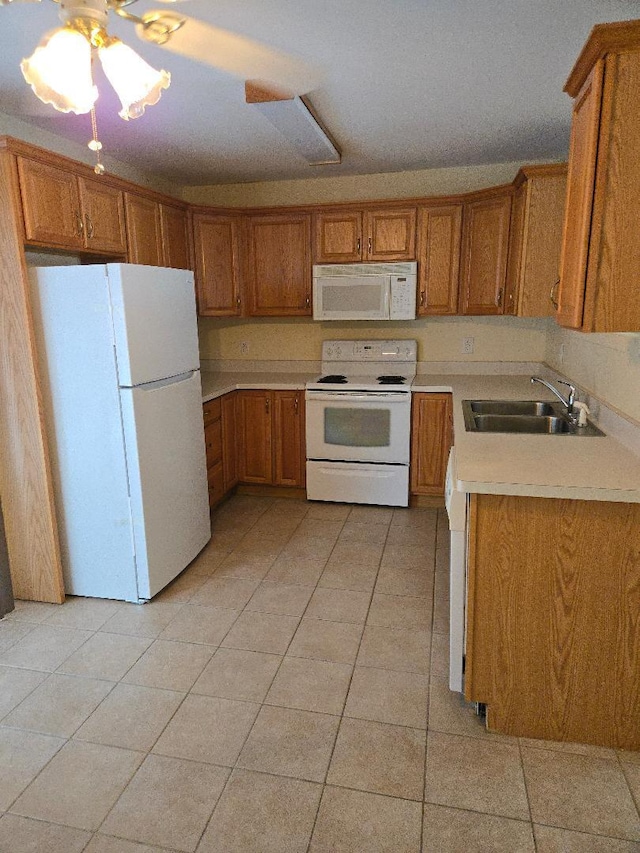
[[126, 370, 197, 392]]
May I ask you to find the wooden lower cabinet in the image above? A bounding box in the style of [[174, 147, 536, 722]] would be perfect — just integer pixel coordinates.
[[410, 393, 453, 496], [221, 392, 239, 492], [203, 393, 240, 506], [465, 493, 640, 750], [237, 390, 305, 488]]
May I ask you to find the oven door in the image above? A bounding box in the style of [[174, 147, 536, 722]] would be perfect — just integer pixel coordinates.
[[306, 390, 410, 464]]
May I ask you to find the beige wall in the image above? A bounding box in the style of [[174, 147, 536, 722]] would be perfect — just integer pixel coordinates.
[[199, 315, 549, 364], [546, 325, 640, 424], [183, 160, 556, 207], [0, 110, 181, 197]]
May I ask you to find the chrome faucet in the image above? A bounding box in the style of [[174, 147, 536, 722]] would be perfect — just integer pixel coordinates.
[[530, 376, 577, 420]]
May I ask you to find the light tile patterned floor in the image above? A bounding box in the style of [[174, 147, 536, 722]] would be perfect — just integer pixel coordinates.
[[0, 494, 639, 852]]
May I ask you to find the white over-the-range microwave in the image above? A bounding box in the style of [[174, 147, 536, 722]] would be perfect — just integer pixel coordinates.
[[312, 262, 417, 321]]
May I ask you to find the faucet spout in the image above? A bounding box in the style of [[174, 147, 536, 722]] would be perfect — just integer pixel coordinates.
[[530, 376, 576, 419]]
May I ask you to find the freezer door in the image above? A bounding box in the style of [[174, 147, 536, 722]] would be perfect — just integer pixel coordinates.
[[120, 370, 211, 599], [107, 263, 200, 386]]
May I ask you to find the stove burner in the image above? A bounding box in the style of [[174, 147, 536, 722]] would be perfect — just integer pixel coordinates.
[[377, 375, 407, 384], [318, 374, 348, 384]]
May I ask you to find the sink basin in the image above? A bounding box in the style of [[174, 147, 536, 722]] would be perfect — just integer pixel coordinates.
[[462, 400, 605, 436], [468, 400, 559, 417], [472, 414, 572, 434]]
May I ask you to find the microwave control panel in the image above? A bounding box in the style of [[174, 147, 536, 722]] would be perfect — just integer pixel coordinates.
[[390, 275, 417, 320]]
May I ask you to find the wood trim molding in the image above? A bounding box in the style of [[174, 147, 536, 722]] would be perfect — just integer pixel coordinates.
[[0, 150, 65, 602], [512, 162, 568, 189], [565, 18, 640, 97]]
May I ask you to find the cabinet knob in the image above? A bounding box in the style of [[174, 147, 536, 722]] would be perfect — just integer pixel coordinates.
[[419, 291, 425, 307], [75, 211, 84, 238], [356, 237, 361, 254], [294, 395, 299, 414], [305, 295, 311, 310], [265, 397, 270, 414], [236, 295, 241, 309], [85, 214, 94, 239], [367, 236, 372, 255], [550, 278, 560, 310], [495, 287, 503, 308]]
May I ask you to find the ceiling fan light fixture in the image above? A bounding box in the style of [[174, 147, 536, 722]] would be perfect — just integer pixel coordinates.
[[98, 36, 170, 120], [21, 25, 98, 115]]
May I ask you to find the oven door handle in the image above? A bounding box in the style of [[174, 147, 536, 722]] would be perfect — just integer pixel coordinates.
[[306, 392, 410, 402]]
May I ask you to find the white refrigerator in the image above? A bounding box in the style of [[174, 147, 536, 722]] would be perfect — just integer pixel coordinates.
[[30, 263, 211, 603]]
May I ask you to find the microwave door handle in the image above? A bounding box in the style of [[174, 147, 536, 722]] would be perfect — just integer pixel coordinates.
[[382, 280, 391, 318]]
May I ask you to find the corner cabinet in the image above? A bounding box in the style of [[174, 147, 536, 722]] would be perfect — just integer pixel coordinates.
[[193, 212, 242, 316], [410, 393, 453, 496], [312, 207, 416, 263], [416, 204, 462, 315], [203, 392, 239, 507], [504, 165, 567, 317], [237, 390, 305, 487], [459, 190, 512, 315], [557, 21, 640, 331], [245, 213, 312, 316]]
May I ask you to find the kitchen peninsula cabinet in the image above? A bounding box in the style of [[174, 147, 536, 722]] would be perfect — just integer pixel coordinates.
[[465, 493, 640, 750], [193, 212, 242, 316], [203, 393, 239, 506], [237, 390, 305, 487], [504, 164, 567, 317], [557, 20, 640, 332], [459, 190, 512, 315], [312, 207, 416, 263], [18, 158, 126, 254], [416, 204, 462, 315], [221, 392, 239, 492], [124, 193, 163, 266], [410, 393, 453, 496], [245, 213, 311, 316]]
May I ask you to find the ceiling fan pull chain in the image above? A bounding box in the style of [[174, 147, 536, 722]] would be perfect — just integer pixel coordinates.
[[88, 106, 105, 175]]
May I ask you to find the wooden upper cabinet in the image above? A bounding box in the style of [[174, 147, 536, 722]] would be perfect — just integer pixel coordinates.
[[245, 213, 311, 316], [18, 158, 84, 249], [273, 391, 305, 487], [505, 165, 567, 317], [78, 177, 126, 255], [557, 63, 604, 329], [313, 211, 362, 263], [416, 204, 462, 315], [459, 191, 512, 315], [364, 208, 416, 260], [193, 213, 241, 316], [160, 204, 191, 270], [124, 193, 163, 266], [410, 393, 453, 496]]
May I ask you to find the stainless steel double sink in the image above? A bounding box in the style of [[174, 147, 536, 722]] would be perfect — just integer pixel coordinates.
[[462, 400, 605, 436]]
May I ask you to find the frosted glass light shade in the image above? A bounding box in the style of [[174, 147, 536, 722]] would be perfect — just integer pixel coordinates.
[[99, 39, 170, 120], [21, 27, 98, 115]]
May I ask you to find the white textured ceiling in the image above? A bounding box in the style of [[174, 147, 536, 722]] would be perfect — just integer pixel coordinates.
[[0, 0, 639, 185]]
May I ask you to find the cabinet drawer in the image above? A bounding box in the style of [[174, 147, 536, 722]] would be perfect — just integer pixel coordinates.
[[207, 462, 224, 507], [205, 420, 223, 468], [203, 398, 222, 426]]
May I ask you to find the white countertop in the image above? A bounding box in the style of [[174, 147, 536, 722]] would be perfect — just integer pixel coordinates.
[[201, 369, 640, 503]]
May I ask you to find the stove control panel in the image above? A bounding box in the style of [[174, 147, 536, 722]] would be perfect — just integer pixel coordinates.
[[322, 340, 417, 362]]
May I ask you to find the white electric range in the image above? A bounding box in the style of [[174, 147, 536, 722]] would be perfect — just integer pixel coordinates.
[[305, 340, 417, 507]]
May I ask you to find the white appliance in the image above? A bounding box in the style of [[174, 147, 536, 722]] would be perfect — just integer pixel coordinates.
[[312, 262, 417, 321], [445, 448, 467, 692], [306, 340, 416, 507], [30, 263, 211, 603]]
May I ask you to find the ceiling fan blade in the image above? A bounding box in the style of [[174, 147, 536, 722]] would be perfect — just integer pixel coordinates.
[[136, 15, 322, 97]]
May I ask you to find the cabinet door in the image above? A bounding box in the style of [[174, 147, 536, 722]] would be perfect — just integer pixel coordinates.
[[410, 393, 453, 496], [557, 63, 604, 329], [193, 213, 241, 316], [221, 391, 238, 492], [237, 391, 273, 483], [312, 211, 362, 263], [78, 177, 126, 254], [160, 204, 191, 270], [18, 158, 83, 249], [246, 214, 312, 315], [124, 193, 163, 266], [273, 391, 305, 487], [364, 207, 416, 261], [416, 204, 462, 315], [459, 192, 512, 315]]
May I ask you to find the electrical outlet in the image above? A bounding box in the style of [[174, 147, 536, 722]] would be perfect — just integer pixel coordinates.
[[461, 336, 474, 355], [240, 341, 249, 355]]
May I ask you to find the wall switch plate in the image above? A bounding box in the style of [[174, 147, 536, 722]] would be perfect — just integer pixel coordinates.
[[240, 341, 249, 355], [461, 336, 475, 355]]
